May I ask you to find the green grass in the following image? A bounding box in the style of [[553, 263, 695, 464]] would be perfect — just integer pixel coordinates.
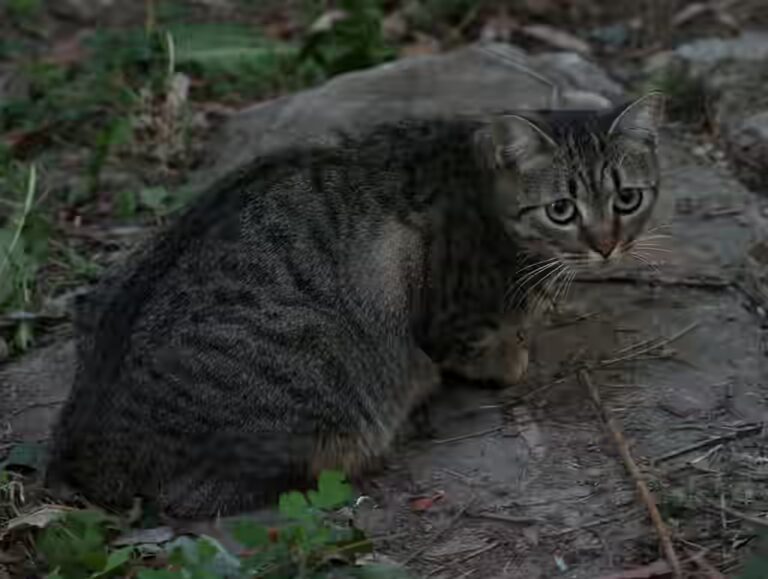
[[0, 2, 402, 348]]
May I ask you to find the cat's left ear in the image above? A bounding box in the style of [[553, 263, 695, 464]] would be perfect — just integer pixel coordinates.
[[608, 91, 665, 144]]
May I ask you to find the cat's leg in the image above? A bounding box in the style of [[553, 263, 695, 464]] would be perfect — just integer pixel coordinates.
[[153, 334, 439, 518], [439, 321, 529, 388]]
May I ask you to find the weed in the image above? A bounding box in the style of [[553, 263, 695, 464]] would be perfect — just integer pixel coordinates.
[[299, 0, 395, 79], [0, 163, 47, 351], [5, 0, 43, 26], [29, 471, 409, 579]]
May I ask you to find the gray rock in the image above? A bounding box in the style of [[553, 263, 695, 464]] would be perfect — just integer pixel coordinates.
[[646, 31, 768, 191], [199, 43, 622, 187], [49, 0, 115, 22], [727, 111, 768, 191]]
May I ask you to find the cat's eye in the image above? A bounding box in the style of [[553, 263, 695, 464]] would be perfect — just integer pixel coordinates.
[[614, 188, 644, 215], [545, 199, 577, 225]]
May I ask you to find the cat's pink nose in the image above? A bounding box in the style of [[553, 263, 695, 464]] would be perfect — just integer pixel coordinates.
[[594, 236, 617, 258]]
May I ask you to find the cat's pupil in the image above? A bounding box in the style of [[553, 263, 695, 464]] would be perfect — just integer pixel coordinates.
[[545, 198, 577, 225], [615, 188, 643, 214]]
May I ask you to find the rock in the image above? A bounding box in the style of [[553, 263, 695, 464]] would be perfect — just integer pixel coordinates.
[[199, 42, 622, 188], [644, 32, 768, 191], [727, 111, 768, 191], [49, 0, 115, 22]]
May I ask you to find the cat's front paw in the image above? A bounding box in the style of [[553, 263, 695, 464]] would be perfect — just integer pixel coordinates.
[[441, 329, 529, 389]]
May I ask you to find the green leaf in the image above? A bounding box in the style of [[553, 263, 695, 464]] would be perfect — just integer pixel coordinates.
[[136, 570, 182, 579], [231, 520, 270, 548], [307, 470, 352, 510], [116, 190, 138, 218], [92, 546, 133, 577], [1, 441, 48, 472], [278, 490, 310, 520], [139, 187, 170, 213]]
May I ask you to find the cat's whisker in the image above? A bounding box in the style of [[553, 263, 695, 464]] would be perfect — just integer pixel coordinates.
[[631, 245, 673, 254], [553, 268, 573, 305], [508, 260, 562, 301], [515, 256, 560, 275], [529, 263, 567, 315], [629, 241, 673, 250], [630, 251, 661, 273]]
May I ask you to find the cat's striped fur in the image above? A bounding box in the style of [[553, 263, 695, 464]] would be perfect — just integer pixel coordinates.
[[46, 93, 664, 518]]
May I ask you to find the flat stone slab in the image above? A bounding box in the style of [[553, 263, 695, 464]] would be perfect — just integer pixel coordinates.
[[1, 42, 766, 578]]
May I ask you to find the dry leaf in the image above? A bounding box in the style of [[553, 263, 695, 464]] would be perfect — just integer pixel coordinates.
[[521, 24, 592, 54], [399, 33, 440, 58], [479, 10, 519, 43], [410, 490, 445, 512], [3, 505, 75, 534]]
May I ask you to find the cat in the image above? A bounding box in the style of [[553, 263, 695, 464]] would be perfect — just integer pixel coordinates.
[[45, 91, 664, 519]]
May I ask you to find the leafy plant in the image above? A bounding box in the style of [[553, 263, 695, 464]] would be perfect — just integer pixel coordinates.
[[298, 0, 395, 79], [5, 0, 42, 26], [0, 163, 48, 350], [37, 510, 131, 579], [34, 471, 410, 579]]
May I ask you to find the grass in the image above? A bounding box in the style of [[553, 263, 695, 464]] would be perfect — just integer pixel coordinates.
[[0, 0, 401, 353]]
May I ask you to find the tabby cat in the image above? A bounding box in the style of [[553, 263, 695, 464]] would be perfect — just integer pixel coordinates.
[[46, 92, 664, 519]]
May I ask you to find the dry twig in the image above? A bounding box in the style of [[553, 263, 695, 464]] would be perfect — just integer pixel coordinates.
[[578, 370, 683, 579], [704, 498, 768, 529], [652, 423, 764, 464], [518, 322, 700, 403], [467, 511, 543, 525], [432, 426, 503, 445]]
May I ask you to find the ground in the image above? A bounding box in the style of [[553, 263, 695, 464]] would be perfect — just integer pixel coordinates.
[[2, 1, 768, 578]]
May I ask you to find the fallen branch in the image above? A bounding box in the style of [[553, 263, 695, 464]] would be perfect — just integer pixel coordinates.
[[432, 426, 502, 445], [653, 424, 764, 464], [704, 498, 768, 529], [467, 511, 544, 525], [579, 370, 683, 579], [518, 322, 700, 403]]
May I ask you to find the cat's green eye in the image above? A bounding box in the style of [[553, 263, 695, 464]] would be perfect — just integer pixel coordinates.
[[614, 188, 644, 215], [545, 199, 577, 225]]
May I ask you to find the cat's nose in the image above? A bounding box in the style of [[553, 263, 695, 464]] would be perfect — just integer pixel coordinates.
[[594, 236, 617, 259]]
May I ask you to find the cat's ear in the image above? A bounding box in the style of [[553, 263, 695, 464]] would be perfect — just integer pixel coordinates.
[[483, 114, 557, 171], [608, 91, 665, 144]]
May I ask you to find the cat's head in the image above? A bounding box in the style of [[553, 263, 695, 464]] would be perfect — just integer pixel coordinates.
[[481, 92, 665, 274]]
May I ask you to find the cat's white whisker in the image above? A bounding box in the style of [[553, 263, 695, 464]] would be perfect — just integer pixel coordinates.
[[508, 259, 562, 302], [630, 251, 661, 273], [528, 263, 567, 314], [515, 256, 560, 275]]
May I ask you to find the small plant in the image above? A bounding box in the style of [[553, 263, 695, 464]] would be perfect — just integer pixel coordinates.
[[33, 471, 410, 579], [0, 163, 48, 351], [298, 0, 395, 79]]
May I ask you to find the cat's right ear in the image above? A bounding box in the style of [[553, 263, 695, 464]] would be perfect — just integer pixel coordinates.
[[478, 114, 557, 172]]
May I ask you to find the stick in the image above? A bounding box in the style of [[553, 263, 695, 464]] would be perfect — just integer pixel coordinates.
[[598, 322, 699, 368], [467, 511, 544, 525], [403, 497, 476, 565], [518, 322, 701, 403], [578, 370, 683, 579], [652, 424, 764, 464], [549, 508, 642, 537], [432, 426, 503, 445], [704, 498, 768, 529]]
